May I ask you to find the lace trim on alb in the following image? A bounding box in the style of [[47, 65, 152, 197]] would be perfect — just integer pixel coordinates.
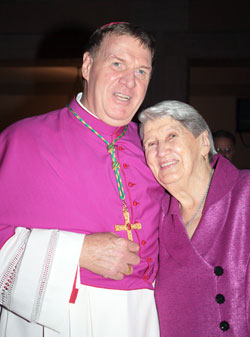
[[0, 236, 29, 307], [31, 230, 58, 322]]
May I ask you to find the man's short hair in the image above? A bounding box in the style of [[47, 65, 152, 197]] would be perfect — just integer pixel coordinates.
[[212, 130, 236, 145], [84, 22, 156, 67]]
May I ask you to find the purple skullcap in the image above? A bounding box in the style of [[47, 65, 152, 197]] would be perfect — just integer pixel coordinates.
[[100, 22, 128, 29]]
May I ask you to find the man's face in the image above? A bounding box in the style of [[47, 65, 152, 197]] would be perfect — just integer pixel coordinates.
[[214, 137, 234, 161], [81, 34, 152, 126]]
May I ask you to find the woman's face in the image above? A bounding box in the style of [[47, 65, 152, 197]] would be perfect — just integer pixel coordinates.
[[143, 116, 209, 189]]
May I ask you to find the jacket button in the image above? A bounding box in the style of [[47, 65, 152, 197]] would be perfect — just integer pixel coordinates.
[[216, 294, 225, 304], [128, 182, 135, 187], [220, 321, 230, 331], [133, 201, 139, 206], [214, 266, 224, 276], [123, 163, 129, 169]]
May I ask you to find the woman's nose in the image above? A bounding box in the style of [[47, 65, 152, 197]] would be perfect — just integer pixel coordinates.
[[157, 141, 169, 157]]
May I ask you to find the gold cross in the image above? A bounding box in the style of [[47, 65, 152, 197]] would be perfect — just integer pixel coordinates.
[[115, 206, 142, 241]]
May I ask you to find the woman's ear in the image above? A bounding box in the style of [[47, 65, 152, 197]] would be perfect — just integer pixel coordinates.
[[201, 130, 211, 158], [81, 52, 93, 81]]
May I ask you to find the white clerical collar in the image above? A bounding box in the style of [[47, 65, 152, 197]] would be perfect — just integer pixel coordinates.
[[76, 92, 99, 120]]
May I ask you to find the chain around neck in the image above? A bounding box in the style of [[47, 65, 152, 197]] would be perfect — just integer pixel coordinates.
[[185, 168, 214, 230]]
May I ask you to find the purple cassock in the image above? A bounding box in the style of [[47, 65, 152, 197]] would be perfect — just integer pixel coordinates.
[[155, 155, 250, 337], [0, 97, 165, 290]]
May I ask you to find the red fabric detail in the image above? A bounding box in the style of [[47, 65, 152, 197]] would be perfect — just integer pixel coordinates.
[[69, 268, 79, 304]]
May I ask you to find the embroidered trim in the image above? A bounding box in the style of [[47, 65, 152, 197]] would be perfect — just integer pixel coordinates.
[[31, 230, 58, 322], [0, 235, 29, 307]]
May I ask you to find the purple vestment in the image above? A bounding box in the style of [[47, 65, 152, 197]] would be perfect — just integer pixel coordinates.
[[155, 155, 250, 336], [0, 97, 165, 290]]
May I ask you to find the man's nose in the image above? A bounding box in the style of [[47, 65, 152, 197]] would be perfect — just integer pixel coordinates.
[[216, 147, 232, 156], [120, 70, 136, 88]]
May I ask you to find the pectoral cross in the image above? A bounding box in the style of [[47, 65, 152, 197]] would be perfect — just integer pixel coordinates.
[[115, 206, 142, 241]]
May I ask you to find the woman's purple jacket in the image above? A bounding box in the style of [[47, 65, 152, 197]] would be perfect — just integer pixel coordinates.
[[155, 155, 250, 337]]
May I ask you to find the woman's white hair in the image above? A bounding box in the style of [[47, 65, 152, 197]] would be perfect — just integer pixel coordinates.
[[138, 100, 216, 163]]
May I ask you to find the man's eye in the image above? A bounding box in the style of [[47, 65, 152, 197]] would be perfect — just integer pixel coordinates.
[[138, 69, 145, 75], [136, 69, 146, 76], [113, 62, 121, 67]]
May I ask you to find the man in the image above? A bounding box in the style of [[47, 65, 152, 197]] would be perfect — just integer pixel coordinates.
[[0, 23, 165, 337], [213, 129, 236, 162]]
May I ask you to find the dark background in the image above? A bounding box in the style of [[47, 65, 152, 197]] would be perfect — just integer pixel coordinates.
[[0, 0, 250, 168]]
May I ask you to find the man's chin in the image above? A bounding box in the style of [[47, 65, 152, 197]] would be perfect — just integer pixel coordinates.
[[105, 112, 135, 126]]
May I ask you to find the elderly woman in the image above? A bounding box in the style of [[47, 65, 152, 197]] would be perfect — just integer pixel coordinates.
[[139, 101, 250, 337]]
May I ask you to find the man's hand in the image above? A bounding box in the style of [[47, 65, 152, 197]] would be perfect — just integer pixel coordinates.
[[79, 232, 140, 280]]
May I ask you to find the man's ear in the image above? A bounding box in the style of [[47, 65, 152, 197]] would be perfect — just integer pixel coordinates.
[[81, 52, 93, 81]]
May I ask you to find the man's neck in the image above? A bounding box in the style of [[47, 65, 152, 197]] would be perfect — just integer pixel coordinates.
[[76, 93, 99, 120]]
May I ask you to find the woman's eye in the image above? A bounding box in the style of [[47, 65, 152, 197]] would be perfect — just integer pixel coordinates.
[[168, 134, 176, 140], [148, 141, 157, 147], [113, 62, 121, 67]]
